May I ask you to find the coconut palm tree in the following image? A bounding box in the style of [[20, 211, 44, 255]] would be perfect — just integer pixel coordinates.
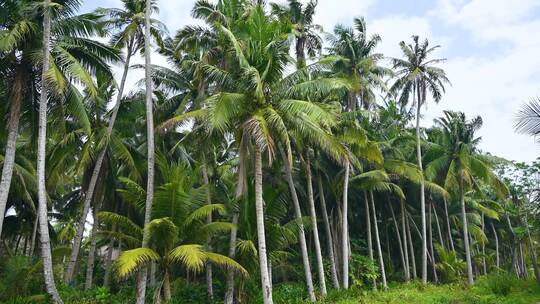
[[391, 35, 450, 284], [63, 0, 166, 286], [37, 0, 62, 302], [271, 0, 322, 69], [425, 111, 507, 285]]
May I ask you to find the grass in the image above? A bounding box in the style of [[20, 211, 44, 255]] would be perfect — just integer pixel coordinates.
[[320, 277, 540, 304]]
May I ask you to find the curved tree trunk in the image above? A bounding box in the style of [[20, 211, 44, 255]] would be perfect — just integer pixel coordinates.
[[64, 48, 133, 284], [317, 172, 340, 288], [254, 146, 273, 304], [341, 163, 350, 289], [460, 178, 474, 285], [37, 2, 63, 302], [0, 69, 23, 238], [415, 89, 428, 284], [136, 1, 155, 302], [281, 149, 315, 302], [370, 191, 387, 289], [305, 153, 326, 296], [443, 198, 455, 251]]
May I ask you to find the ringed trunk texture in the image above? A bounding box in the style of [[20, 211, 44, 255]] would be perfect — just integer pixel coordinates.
[[281, 150, 315, 302], [317, 172, 340, 288], [0, 70, 23, 238], [305, 153, 327, 296], [37, 2, 63, 302], [136, 1, 155, 302], [341, 163, 350, 289], [370, 192, 387, 289], [460, 179, 474, 285], [254, 146, 273, 304], [64, 48, 133, 284]]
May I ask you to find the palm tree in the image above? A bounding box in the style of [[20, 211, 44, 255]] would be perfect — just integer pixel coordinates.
[[327, 17, 391, 111], [0, 0, 120, 241], [37, 0, 62, 302], [425, 111, 507, 285], [63, 0, 164, 286], [271, 0, 322, 69], [515, 98, 540, 138], [391, 35, 450, 284]]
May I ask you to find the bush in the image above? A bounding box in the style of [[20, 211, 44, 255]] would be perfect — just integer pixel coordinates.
[[479, 271, 519, 296]]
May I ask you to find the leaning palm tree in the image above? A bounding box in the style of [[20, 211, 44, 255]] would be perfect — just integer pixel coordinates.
[[391, 35, 450, 284], [424, 111, 508, 285], [36, 0, 62, 303]]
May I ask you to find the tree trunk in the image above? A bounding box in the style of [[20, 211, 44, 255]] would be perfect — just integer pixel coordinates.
[[481, 214, 487, 275], [136, 1, 155, 302], [224, 143, 246, 304], [64, 47, 133, 284], [364, 192, 373, 261], [415, 91, 428, 284], [524, 212, 540, 286], [103, 235, 115, 288], [254, 146, 273, 304], [401, 200, 410, 281], [317, 173, 340, 289], [202, 164, 214, 301], [406, 212, 417, 278], [428, 202, 438, 283], [281, 149, 315, 302], [443, 198, 455, 251], [0, 69, 23, 238], [305, 153, 327, 296], [433, 203, 444, 249], [370, 192, 387, 289], [460, 179, 474, 285], [389, 200, 407, 280], [490, 221, 499, 269], [163, 270, 171, 302], [342, 163, 350, 289], [37, 3, 63, 302], [85, 204, 100, 290], [28, 213, 38, 256]]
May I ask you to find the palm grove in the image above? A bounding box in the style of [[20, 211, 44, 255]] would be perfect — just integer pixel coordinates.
[[1, 0, 539, 303]]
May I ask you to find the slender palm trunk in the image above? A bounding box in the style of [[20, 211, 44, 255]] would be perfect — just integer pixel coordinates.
[[428, 202, 438, 282], [37, 3, 63, 302], [443, 198, 455, 251], [64, 48, 133, 284], [305, 153, 326, 296], [0, 70, 23, 238], [406, 212, 417, 278], [28, 212, 38, 256], [490, 221, 500, 269], [364, 192, 375, 288], [342, 163, 350, 289], [202, 164, 214, 300], [255, 146, 273, 304], [224, 143, 246, 304], [400, 200, 410, 280], [85, 204, 100, 290], [433, 204, 444, 249], [103, 235, 115, 288], [481, 214, 487, 275], [317, 173, 340, 288], [370, 192, 387, 289], [281, 150, 315, 302], [136, 1, 155, 302], [389, 200, 407, 280], [460, 179, 474, 285], [415, 91, 428, 284]]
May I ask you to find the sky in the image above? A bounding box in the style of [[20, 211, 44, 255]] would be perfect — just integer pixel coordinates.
[[81, 0, 540, 163]]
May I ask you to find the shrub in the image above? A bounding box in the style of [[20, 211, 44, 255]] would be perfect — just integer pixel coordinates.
[[480, 271, 519, 296]]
